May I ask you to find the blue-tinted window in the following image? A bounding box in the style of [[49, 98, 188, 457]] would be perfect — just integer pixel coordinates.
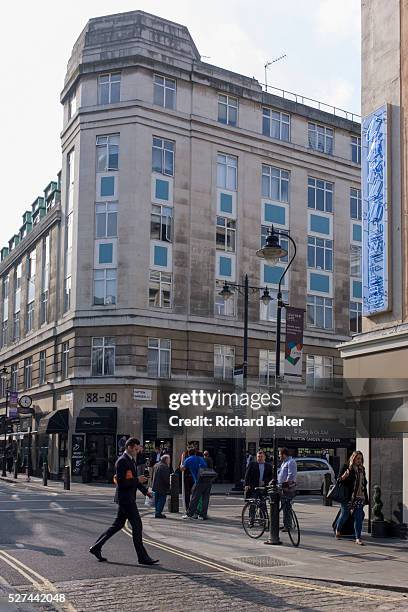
[[352, 280, 362, 299], [310, 272, 330, 293], [352, 223, 362, 242], [264, 203, 285, 225], [219, 256, 232, 277], [220, 192, 233, 214], [155, 179, 169, 201], [310, 214, 330, 235], [100, 176, 115, 197], [154, 245, 168, 267], [99, 243, 113, 264], [264, 265, 283, 285]]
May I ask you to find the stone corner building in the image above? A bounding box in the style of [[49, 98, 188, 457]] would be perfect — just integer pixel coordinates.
[[0, 10, 360, 481]]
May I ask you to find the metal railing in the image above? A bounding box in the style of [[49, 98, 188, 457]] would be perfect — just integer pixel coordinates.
[[263, 84, 361, 124]]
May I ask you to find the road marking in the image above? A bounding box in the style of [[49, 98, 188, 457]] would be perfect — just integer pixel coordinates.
[[0, 505, 113, 512], [0, 550, 76, 612], [123, 525, 402, 603]]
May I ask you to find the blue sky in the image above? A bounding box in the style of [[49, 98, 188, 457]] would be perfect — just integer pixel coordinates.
[[0, 0, 360, 247]]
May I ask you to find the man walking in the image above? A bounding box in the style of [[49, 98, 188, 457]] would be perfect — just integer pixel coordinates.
[[152, 454, 171, 518], [277, 447, 297, 531], [89, 437, 158, 565]]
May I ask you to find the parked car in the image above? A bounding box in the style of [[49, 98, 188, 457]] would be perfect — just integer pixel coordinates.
[[280, 457, 335, 494]]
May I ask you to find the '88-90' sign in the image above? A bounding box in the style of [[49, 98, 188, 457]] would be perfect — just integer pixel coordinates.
[[362, 104, 390, 316]]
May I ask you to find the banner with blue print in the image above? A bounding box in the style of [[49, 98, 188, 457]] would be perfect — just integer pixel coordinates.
[[362, 104, 390, 315]]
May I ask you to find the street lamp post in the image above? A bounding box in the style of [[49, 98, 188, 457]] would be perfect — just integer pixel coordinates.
[[257, 226, 297, 545], [219, 276, 279, 490], [1, 366, 10, 478]]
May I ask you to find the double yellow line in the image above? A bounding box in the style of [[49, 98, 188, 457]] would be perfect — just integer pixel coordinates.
[[123, 524, 402, 603], [0, 550, 76, 612]]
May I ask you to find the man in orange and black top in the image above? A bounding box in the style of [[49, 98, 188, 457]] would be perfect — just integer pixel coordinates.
[[89, 437, 159, 565]]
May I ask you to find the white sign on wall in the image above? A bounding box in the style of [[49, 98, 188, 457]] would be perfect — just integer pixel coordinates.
[[133, 389, 152, 401]]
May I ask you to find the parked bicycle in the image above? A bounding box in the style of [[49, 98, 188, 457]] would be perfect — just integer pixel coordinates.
[[241, 486, 300, 547]]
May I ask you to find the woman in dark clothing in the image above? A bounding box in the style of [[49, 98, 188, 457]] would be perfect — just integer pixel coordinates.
[[335, 451, 369, 545]]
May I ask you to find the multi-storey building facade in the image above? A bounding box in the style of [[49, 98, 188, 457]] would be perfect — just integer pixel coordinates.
[[0, 11, 360, 481]]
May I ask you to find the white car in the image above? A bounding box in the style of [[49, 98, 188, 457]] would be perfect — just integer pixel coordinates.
[[285, 457, 335, 494]]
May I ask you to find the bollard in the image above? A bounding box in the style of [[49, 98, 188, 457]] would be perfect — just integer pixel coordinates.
[[42, 461, 48, 486], [13, 459, 18, 480], [63, 465, 71, 490], [168, 472, 179, 513], [323, 472, 332, 506]]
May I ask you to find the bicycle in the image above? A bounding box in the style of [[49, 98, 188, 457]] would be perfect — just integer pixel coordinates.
[[241, 486, 300, 547]]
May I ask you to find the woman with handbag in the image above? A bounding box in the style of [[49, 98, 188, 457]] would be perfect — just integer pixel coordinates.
[[335, 451, 369, 545]]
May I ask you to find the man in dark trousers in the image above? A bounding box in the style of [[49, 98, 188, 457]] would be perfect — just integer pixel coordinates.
[[89, 437, 158, 565], [244, 449, 273, 499], [152, 454, 171, 518]]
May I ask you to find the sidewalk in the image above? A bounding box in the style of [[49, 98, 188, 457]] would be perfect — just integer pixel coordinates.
[[142, 497, 408, 592]]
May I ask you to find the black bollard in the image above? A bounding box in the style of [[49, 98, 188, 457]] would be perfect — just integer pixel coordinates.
[[168, 472, 179, 513], [63, 465, 71, 490], [13, 458, 18, 480], [323, 472, 332, 506], [42, 461, 48, 486]]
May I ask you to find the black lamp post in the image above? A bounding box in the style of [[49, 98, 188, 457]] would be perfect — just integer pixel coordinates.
[[257, 226, 297, 545], [220, 262, 285, 489], [1, 366, 10, 477]]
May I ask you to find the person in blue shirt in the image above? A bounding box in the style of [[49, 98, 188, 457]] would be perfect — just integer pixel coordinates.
[[181, 449, 211, 520], [277, 447, 297, 531]]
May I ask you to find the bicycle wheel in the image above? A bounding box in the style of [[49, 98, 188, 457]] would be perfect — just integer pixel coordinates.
[[241, 501, 268, 539], [286, 508, 300, 547]]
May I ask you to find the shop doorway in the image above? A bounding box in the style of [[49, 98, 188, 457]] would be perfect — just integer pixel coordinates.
[[86, 434, 115, 480], [203, 437, 245, 483], [58, 433, 68, 475]]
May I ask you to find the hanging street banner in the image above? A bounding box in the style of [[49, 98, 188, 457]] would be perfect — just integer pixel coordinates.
[[284, 307, 304, 378], [362, 104, 390, 316]]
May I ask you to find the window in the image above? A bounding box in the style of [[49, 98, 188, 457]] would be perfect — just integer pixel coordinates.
[[262, 165, 289, 203], [100, 176, 115, 198], [68, 91, 76, 120], [40, 235, 50, 325], [153, 245, 169, 267], [350, 301, 362, 334], [96, 203, 118, 238], [40, 291, 48, 325], [306, 355, 334, 390], [94, 269, 117, 305], [26, 301, 34, 333], [262, 108, 290, 141], [11, 363, 18, 391], [149, 271, 172, 308], [307, 295, 333, 329], [1, 321, 7, 348], [61, 342, 69, 379], [217, 154, 237, 191], [147, 338, 171, 378], [13, 311, 20, 342], [214, 345, 234, 380], [152, 137, 174, 176], [215, 287, 236, 317], [95, 241, 116, 266], [150, 205, 172, 242], [350, 188, 362, 220], [260, 289, 288, 322], [24, 357, 32, 389], [39, 350, 46, 385], [64, 277, 71, 312], [27, 250, 36, 303], [216, 217, 236, 252], [98, 73, 121, 105], [307, 237, 333, 271], [14, 262, 22, 313], [309, 213, 331, 236], [91, 337, 115, 376], [308, 123, 334, 154], [67, 149, 75, 213], [308, 178, 333, 212], [96, 135, 119, 172], [259, 350, 285, 385], [2, 275, 9, 323], [218, 94, 238, 126], [153, 74, 176, 109], [0, 377, 5, 398], [351, 136, 361, 164], [350, 245, 362, 277]]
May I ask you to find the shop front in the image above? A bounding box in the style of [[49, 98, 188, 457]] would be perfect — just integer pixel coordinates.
[[37, 408, 69, 479], [74, 406, 117, 481]]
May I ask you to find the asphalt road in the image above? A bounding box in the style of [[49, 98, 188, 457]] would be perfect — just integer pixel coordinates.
[[0, 481, 405, 612]]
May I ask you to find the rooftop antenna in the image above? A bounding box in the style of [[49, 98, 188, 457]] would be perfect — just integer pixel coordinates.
[[264, 54, 287, 91]]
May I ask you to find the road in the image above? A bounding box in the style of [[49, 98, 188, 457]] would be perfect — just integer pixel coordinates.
[[0, 481, 406, 611]]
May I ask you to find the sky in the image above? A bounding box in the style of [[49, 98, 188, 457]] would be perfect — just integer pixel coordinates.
[[0, 0, 361, 248]]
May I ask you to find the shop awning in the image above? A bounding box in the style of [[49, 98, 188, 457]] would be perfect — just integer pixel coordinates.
[[38, 408, 69, 435], [75, 407, 117, 433]]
